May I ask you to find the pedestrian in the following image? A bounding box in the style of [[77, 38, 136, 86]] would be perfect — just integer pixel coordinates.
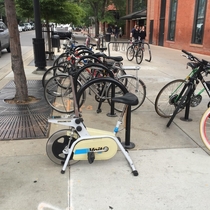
[[119, 27, 122, 38], [130, 24, 137, 42], [107, 25, 112, 34], [132, 25, 140, 42], [114, 25, 119, 39], [139, 25, 146, 49]]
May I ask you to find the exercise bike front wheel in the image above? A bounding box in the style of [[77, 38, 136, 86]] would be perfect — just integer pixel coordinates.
[[46, 129, 79, 165]]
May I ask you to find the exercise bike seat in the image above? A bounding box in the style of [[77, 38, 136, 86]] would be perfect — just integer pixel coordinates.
[[112, 92, 139, 106]]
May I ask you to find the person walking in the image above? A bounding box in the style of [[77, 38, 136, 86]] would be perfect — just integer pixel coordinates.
[[114, 25, 119, 39], [130, 24, 137, 41], [132, 25, 140, 42], [119, 27, 122, 38], [107, 25, 112, 34], [139, 25, 146, 49]]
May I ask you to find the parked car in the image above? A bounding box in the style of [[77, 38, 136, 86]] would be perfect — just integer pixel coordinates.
[[23, 23, 32, 30], [19, 23, 27, 31], [30, 22, 35, 30], [18, 24, 22, 32], [0, 21, 10, 58], [52, 24, 72, 39]]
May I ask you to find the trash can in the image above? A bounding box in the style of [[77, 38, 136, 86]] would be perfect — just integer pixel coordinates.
[[51, 35, 60, 48], [105, 33, 111, 42]]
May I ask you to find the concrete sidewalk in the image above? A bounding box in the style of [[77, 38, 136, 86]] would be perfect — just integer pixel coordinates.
[[1, 43, 210, 210]]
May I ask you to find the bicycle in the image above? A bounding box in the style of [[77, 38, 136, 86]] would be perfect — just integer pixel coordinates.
[[126, 40, 144, 64], [155, 50, 210, 119], [46, 65, 139, 176], [164, 50, 210, 127], [44, 56, 146, 113], [199, 106, 210, 150]]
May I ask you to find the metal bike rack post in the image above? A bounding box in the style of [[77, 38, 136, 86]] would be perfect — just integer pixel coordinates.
[[180, 88, 194, 122], [180, 101, 192, 122], [122, 105, 135, 149], [107, 83, 117, 117]]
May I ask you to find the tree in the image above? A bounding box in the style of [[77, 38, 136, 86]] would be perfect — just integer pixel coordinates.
[[4, 0, 28, 102], [15, 0, 84, 57], [80, 0, 126, 36], [15, 0, 84, 25]]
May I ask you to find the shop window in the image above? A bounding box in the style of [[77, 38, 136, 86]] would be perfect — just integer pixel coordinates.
[[192, 0, 206, 44], [168, 0, 177, 41]]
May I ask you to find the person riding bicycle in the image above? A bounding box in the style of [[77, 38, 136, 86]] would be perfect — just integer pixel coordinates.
[[139, 26, 146, 50], [131, 25, 140, 43]]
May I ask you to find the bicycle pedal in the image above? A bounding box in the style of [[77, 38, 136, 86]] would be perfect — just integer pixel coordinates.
[[87, 152, 95, 164]]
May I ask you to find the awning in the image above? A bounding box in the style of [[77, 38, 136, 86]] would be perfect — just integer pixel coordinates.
[[120, 9, 146, 20]]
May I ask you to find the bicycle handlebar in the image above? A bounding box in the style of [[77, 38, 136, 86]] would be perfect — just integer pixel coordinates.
[[182, 49, 202, 63]]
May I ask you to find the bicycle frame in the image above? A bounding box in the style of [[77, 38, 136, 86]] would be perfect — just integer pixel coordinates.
[[167, 64, 210, 127]]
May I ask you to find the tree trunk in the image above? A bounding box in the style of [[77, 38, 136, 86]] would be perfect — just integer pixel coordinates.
[[4, 0, 28, 102]]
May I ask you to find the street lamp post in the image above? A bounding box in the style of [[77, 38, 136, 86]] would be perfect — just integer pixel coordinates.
[[33, 0, 46, 71]]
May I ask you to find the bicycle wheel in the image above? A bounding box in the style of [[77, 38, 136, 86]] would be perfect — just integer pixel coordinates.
[[107, 75, 146, 112], [126, 46, 135, 61], [42, 65, 67, 87], [44, 75, 86, 113], [200, 108, 210, 150], [155, 79, 186, 118], [53, 52, 69, 66], [46, 129, 79, 165], [76, 77, 128, 114], [136, 48, 144, 64]]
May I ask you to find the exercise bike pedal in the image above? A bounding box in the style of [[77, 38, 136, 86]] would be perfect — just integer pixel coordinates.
[[88, 151, 95, 164]]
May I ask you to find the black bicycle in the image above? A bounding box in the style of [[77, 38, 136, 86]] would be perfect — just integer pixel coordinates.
[[166, 50, 210, 127], [126, 40, 144, 64]]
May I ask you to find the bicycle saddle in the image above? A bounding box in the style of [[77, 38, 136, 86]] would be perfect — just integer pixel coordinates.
[[97, 47, 107, 52], [105, 56, 123, 62], [89, 43, 96, 47], [112, 93, 139, 106]]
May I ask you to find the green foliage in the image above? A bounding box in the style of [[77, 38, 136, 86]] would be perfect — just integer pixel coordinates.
[[15, 0, 84, 25], [80, 0, 126, 24], [0, 0, 6, 21]]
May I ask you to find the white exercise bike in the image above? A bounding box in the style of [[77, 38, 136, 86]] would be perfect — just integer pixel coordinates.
[[45, 65, 139, 176]]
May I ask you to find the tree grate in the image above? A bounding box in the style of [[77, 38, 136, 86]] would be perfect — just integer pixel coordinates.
[[0, 80, 52, 140]]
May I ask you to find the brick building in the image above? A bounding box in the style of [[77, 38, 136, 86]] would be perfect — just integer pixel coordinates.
[[122, 0, 210, 55]]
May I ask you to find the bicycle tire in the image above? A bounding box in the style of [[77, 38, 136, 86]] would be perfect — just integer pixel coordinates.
[[126, 46, 135, 61], [76, 77, 128, 113], [166, 86, 191, 127], [155, 79, 186, 118], [200, 108, 210, 150], [44, 75, 86, 113], [42, 65, 67, 87], [107, 75, 146, 112], [46, 129, 79, 165], [53, 52, 69, 66], [136, 48, 144, 64]]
